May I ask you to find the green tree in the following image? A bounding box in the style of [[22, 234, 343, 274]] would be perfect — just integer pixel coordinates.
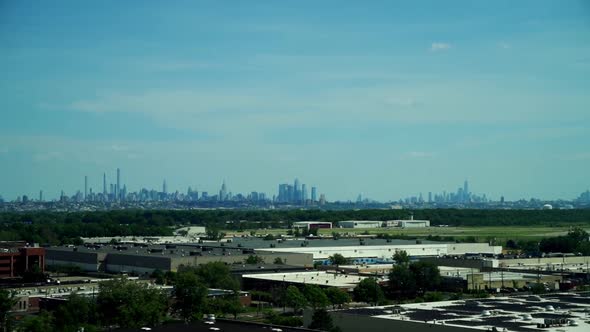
[[173, 271, 208, 322], [18, 311, 53, 332], [329, 253, 348, 266], [0, 290, 17, 332], [392, 250, 410, 266], [206, 228, 223, 241], [303, 285, 330, 309], [273, 257, 285, 265], [205, 297, 243, 319], [245, 255, 265, 264], [409, 262, 441, 294], [188, 262, 239, 290], [324, 287, 351, 309], [309, 308, 340, 332], [388, 264, 417, 297], [284, 286, 307, 313], [53, 293, 97, 332], [97, 277, 168, 328], [22, 265, 46, 283], [151, 269, 166, 285], [353, 278, 385, 305]]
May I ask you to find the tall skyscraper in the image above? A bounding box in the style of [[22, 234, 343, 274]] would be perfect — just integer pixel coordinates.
[[84, 176, 88, 201], [278, 184, 289, 202], [219, 180, 228, 201], [39, 190, 43, 202], [116, 168, 121, 200], [301, 184, 308, 203], [311, 186, 317, 202], [463, 180, 469, 202], [294, 178, 300, 202], [103, 173, 107, 195], [163, 179, 167, 194]]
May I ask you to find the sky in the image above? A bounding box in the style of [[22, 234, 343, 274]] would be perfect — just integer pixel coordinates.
[[1, 0, 589, 202]]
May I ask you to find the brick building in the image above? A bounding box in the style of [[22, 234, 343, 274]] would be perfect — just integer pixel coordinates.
[[0, 242, 46, 278]]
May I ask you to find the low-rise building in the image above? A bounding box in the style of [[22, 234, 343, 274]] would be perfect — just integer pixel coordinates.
[[338, 220, 382, 228], [292, 221, 333, 230], [45, 243, 313, 275], [242, 271, 368, 292], [0, 241, 45, 279], [307, 293, 590, 332]]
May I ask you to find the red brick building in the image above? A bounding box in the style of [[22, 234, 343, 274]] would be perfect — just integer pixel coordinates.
[[0, 242, 45, 278]]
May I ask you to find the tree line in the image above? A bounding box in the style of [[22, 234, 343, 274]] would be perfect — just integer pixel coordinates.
[[1, 208, 589, 245]]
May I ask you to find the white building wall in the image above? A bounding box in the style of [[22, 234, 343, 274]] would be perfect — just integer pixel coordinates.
[[446, 243, 502, 255], [257, 244, 449, 260], [399, 220, 430, 228], [338, 220, 382, 228]]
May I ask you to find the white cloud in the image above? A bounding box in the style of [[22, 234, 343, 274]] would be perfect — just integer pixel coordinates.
[[430, 42, 451, 52]]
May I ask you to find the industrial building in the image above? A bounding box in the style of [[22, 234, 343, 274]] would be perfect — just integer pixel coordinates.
[[242, 271, 367, 292], [45, 243, 313, 275], [338, 220, 382, 228], [292, 221, 333, 230], [308, 293, 590, 332], [399, 219, 430, 228], [257, 243, 502, 264], [0, 241, 45, 279]]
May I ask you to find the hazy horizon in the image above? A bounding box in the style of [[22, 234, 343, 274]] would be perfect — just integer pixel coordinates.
[[1, 1, 589, 201]]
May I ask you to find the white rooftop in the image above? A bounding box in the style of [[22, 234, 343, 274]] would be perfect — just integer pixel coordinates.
[[337, 293, 590, 332], [242, 271, 368, 288]]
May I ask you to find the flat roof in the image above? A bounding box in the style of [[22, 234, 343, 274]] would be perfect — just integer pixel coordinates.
[[47, 244, 262, 259], [335, 293, 590, 332], [243, 271, 368, 288], [116, 319, 316, 332]]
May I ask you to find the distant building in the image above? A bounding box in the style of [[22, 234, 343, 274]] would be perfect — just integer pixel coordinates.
[[399, 219, 430, 228], [338, 220, 382, 228], [311, 187, 318, 202], [292, 221, 332, 230]]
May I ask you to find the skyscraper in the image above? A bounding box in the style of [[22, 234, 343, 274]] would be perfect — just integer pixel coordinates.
[[84, 176, 88, 201], [163, 179, 167, 194], [278, 184, 289, 202], [463, 180, 469, 202], [39, 190, 43, 202], [116, 168, 121, 200], [311, 187, 317, 202], [294, 178, 300, 202], [301, 184, 308, 203], [219, 180, 228, 201], [103, 173, 107, 196]]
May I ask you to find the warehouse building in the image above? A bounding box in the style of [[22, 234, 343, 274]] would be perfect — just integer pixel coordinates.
[[292, 221, 333, 230], [307, 293, 590, 332], [338, 220, 382, 228], [45, 244, 313, 275], [257, 243, 501, 264], [242, 271, 368, 292]]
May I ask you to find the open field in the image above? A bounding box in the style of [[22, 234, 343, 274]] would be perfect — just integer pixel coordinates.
[[233, 226, 590, 243]]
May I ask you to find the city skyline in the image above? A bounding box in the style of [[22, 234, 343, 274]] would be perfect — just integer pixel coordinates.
[[2, 167, 588, 204], [1, 1, 589, 201]]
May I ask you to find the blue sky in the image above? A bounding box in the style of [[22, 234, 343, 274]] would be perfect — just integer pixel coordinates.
[[1, 0, 589, 201]]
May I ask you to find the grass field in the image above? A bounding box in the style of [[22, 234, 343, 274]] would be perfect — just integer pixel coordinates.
[[231, 225, 590, 243]]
